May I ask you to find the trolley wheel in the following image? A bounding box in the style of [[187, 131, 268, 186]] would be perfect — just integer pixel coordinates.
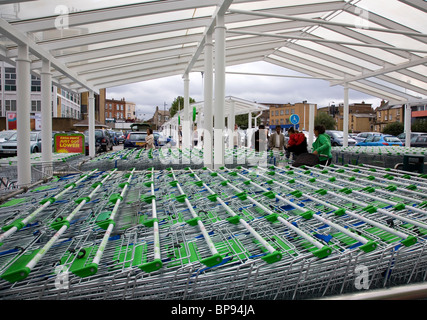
[[77, 248, 86, 259], [55, 216, 64, 222]]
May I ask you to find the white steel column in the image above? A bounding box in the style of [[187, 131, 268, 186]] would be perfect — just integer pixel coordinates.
[[405, 102, 412, 147], [343, 85, 349, 147], [182, 73, 191, 153], [16, 44, 31, 187], [308, 104, 315, 150], [214, 13, 226, 169], [247, 112, 252, 147], [229, 100, 235, 146], [88, 91, 95, 157], [203, 33, 214, 168], [41, 59, 52, 174]]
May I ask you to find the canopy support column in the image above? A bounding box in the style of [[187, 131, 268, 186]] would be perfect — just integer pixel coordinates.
[[308, 103, 315, 150], [41, 59, 52, 176], [182, 73, 191, 156], [203, 33, 214, 168], [405, 102, 412, 147], [214, 13, 226, 169], [229, 100, 235, 148], [343, 84, 349, 147], [88, 91, 95, 157], [16, 44, 31, 187]]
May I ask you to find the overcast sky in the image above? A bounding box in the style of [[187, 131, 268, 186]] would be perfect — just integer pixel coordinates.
[[106, 60, 383, 121]]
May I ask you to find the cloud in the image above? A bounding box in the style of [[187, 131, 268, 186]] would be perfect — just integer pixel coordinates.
[[106, 61, 383, 120]]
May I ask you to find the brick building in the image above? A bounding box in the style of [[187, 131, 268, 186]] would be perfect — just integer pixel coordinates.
[[264, 101, 317, 131]]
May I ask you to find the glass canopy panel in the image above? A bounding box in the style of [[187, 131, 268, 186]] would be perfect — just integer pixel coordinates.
[[53, 29, 200, 53], [288, 40, 383, 70], [355, 0, 427, 33], [278, 47, 360, 76], [384, 71, 427, 92], [39, 8, 215, 38], [0, 0, 160, 21], [408, 65, 427, 79], [269, 54, 342, 79], [229, 0, 342, 11], [343, 46, 412, 65]]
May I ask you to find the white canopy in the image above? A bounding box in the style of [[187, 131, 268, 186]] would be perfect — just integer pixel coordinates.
[[0, 0, 425, 104]]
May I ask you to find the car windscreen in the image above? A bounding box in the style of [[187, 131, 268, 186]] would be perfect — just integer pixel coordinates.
[[384, 136, 401, 142], [7, 133, 17, 141], [129, 133, 147, 141], [331, 132, 343, 138], [0, 131, 14, 140]]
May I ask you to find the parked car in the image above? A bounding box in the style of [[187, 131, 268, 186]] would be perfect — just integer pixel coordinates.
[[353, 132, 383, 143], [356, 134, 403, 146], [0, 130, 16, 143], [409, 135, 427, 148], [115, 131, 125, 144], [0, 131, 42, 156], [124, 131, 147, 149], [396, 132, 427, 146], [325, 130, 357, 146], [83, 129, 114, 153], [154, 131, 176, 147]]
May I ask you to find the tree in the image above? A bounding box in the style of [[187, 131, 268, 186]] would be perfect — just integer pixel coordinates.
[[382, 122, 404, 136], [314, 112, 336, 130], [411, 119, 427, 133], [169, 96, 196, 118]]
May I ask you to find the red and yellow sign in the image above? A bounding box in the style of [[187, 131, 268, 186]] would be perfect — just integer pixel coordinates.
[[54, 133, 85, 154]]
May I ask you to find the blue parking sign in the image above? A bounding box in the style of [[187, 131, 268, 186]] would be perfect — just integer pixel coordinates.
[[290, 114, 300, 125]]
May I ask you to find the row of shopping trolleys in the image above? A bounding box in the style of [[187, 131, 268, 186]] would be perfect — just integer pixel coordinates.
[[0, 161, 427, 298], [80, 146, 275, 171]]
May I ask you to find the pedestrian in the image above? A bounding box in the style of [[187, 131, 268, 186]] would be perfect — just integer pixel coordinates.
[[193, 125, 198, 147], [285, 127, 308, 158], [312, 125, 332, 166], [268, 125, 285, 151], [233, 124, 240, 148], [145, 128, 155, 150]]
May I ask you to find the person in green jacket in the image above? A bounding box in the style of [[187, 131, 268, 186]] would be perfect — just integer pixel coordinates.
[[312, 125, 332, 166]]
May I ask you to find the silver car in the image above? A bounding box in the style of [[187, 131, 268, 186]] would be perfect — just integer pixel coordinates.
[[0, 131, 43, 156]]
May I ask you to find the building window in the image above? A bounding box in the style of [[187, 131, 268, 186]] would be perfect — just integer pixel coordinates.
[[5, 100, 16, 111], [271, 111, 274, 116], [389, 114, 392, 121], [31, 75, 41, 92], [275, 110, 279, 116], [280, 110, 284, 115], [280, 118, 284, 125], [291, 109, 295, 114], [4, 67, 16, 91], [378, 111, 381, 118], [31, 100, 41, 112], [285, 109, 289, 115], [384, 115, 388, 121]]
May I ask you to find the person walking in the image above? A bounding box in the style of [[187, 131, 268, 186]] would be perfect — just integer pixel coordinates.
[[145, 128, 155, 150], [285, 127, 308, 158], [268, 125, 285, 151], [312, 125, 332, 166], [233, 124, 240, 148]]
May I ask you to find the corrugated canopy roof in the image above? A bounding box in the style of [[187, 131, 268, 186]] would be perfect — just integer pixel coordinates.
[[0, 0, 426, 105]]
